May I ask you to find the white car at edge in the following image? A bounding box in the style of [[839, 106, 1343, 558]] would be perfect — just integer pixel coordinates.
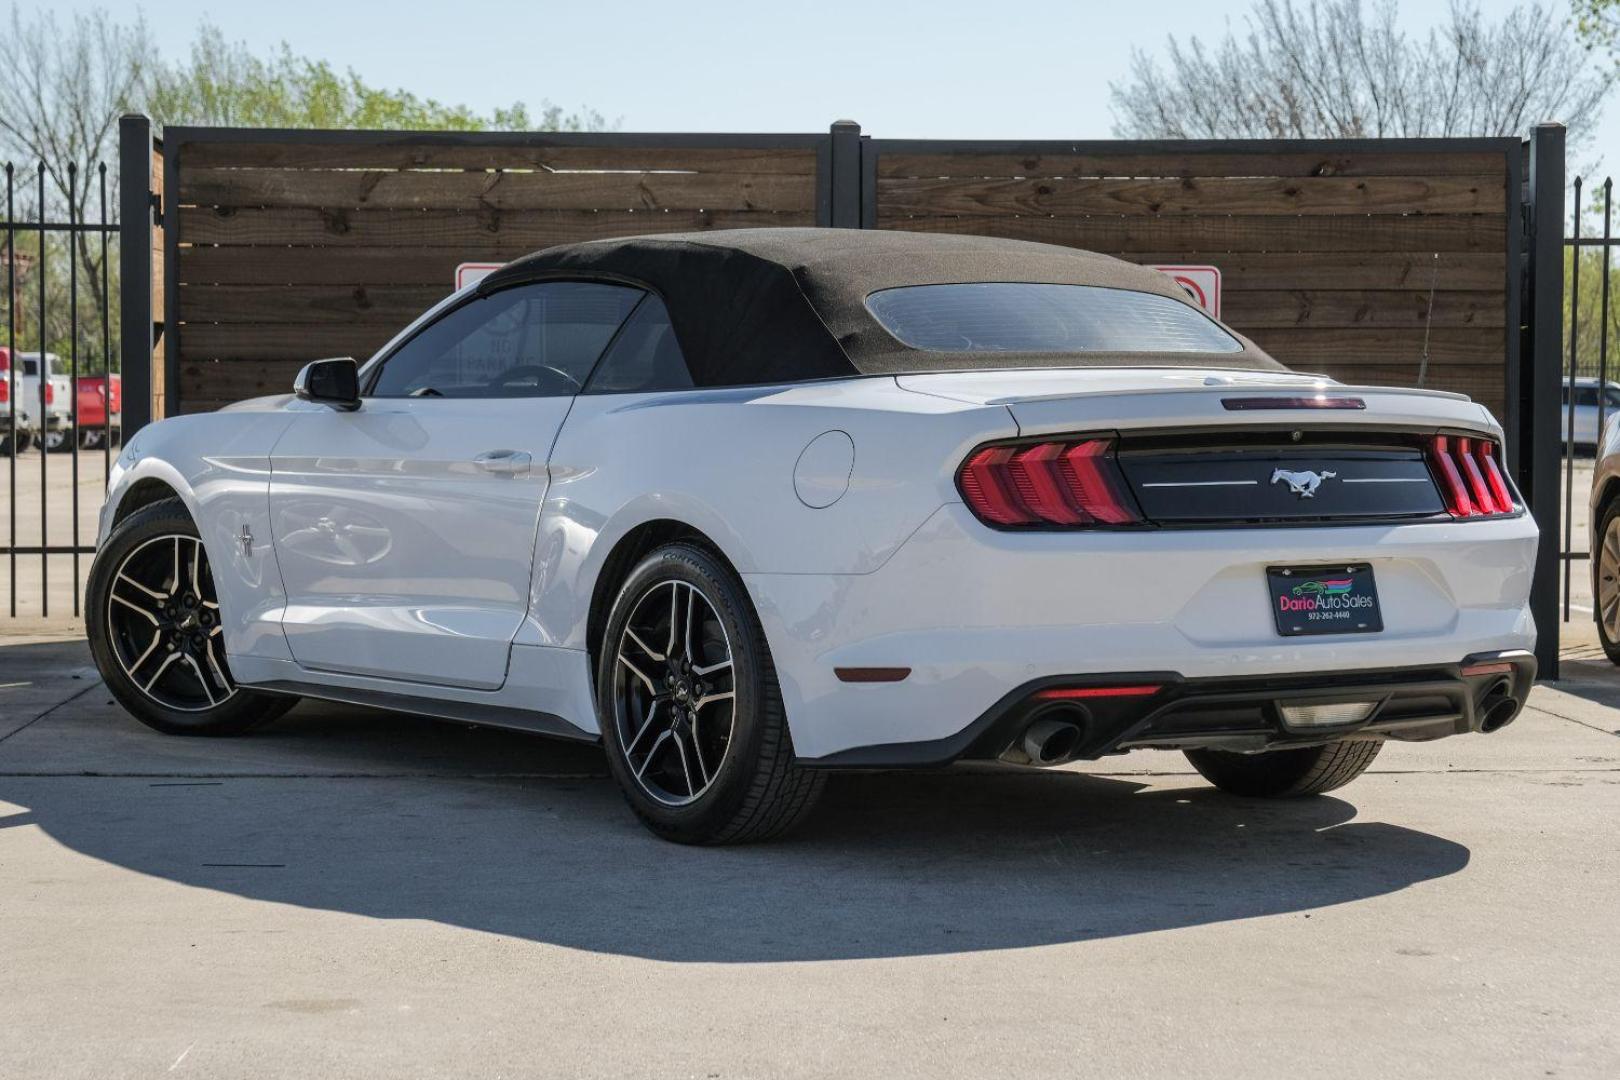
[[87, 229, 1538, 844]]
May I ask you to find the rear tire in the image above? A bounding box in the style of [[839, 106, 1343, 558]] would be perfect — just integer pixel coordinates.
[[1185, 739, 1382, 798], [1595, 498, 1620, 666], [596, 542, 824, 844], [44, 428, 72, 453], [87, 497, 298, 736]]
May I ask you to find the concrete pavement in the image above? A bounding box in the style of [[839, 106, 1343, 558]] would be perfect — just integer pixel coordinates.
[[1, 635, 1617, 1078]]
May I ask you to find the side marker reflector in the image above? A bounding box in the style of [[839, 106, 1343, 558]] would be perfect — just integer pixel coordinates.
[[835, 667, 912, 684]]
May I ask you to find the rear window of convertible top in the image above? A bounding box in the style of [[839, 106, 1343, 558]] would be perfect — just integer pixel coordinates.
[[864, 282, 1244, 354]]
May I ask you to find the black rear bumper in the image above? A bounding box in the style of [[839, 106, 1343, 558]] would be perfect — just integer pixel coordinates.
[[805, 650, 1535, 769]]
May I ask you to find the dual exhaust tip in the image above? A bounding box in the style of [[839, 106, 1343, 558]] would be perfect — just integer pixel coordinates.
[[1001, 706, 1089, 767], [1478, 677, 1519, 733], [1003, 671, 1520, 768]]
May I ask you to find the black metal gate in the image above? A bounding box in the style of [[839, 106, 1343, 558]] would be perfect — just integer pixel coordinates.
[[1562, 174, 1617, 624], [1, 160, 119, 617]]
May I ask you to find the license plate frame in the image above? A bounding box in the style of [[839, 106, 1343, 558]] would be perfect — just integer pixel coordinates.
[[1267, 564, 1383, 637]]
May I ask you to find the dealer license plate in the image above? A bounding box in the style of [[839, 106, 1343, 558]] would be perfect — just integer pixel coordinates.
[[1267, 564, 1383, 637]]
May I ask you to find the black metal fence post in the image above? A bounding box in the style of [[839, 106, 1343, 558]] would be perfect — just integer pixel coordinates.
[[829, 120, 863, 228], [118, 114, 153, 439], [1525, 122, 1566, 678], [5, 163, 13, 617]]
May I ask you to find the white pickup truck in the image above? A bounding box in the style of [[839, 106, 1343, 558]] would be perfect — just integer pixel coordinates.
[[0, 349, 73, 453], [1, 347, 37, 454]]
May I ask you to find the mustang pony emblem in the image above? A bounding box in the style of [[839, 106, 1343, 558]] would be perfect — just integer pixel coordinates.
[[1270, 468, 1336, 498]]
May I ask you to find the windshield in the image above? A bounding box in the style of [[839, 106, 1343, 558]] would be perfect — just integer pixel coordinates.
[[865, 283, 1243, 354]]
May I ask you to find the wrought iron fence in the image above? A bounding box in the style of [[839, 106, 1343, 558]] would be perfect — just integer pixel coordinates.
[[1562, 174, 1615, 620], [1, 160, 119, 618]]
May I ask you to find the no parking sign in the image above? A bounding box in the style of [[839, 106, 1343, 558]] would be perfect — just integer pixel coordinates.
[[1149, 265, 1222, 318], [455, 262, 504, 291]]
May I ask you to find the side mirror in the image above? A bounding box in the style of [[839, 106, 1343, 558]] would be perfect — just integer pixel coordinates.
[[293, 358, 361, 411]]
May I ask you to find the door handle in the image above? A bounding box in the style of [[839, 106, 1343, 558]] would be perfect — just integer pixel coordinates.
[[473, 449, 532, 477]]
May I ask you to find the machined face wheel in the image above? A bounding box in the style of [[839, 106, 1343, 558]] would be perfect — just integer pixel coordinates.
[[1601, 516, 1620, 644], [612, 579, 736, 807], [104, 533, 236, 712]]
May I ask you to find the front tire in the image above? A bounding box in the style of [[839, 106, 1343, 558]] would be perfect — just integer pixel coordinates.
[[87, 498, 297, 736], [596, 543, 824, 844], [1185, 739, 1382, 798]]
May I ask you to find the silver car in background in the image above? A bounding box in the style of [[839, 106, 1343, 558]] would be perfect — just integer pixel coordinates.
[[1563, 377, 1620, 453]]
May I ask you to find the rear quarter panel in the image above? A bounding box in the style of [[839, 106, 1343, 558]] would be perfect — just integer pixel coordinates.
[[526, 377, 1017, 649]]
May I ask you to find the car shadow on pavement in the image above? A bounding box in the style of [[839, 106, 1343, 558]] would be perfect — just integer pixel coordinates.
[[0, 689, 1473, 964]]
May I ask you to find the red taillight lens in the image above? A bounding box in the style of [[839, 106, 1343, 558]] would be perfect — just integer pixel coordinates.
[[0, 378, 8, 404], [1428, 435, 1514, 517], [44, 382, 53, 405], [958, 436, 1142, 528]]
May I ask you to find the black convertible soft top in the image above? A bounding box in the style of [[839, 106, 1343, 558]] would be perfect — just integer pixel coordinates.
[[478, 227, 1285, 387]]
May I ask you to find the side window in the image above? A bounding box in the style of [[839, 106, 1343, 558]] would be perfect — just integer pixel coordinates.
[[370, 281, 641, 398], [582, 295, 694, 395], [1575, 386, 1601, 408]]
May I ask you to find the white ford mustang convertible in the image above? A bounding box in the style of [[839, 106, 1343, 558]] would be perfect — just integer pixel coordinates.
[[88, 229, 1538, 843]]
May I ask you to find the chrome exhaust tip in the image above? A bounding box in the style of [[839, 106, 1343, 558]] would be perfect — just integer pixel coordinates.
[[1001, 708, 1088, 767]]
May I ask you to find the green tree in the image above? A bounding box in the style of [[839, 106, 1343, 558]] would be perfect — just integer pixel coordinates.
[[1575, 0, 1620, 56], [0, 7, 610, 369], [144, 23, 609, 132]]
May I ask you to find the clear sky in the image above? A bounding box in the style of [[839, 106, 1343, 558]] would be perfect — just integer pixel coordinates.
[[73, 0, 1620, 176]]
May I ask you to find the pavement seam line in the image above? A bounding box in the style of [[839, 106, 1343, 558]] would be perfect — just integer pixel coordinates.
[[0, 678, 104, 749], [1523, 700, 1620, 738]]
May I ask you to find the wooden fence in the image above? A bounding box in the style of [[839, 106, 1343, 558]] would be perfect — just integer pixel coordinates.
[[163, 129, 829, 412], [146, 124, 1521, 422], [866, 139, 1520, 419]]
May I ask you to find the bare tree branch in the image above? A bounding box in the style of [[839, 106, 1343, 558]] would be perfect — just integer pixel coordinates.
[[1110, 1, 1614, 148]]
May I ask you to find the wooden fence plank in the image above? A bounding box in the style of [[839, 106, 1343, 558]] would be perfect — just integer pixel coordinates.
[[180, 141, 818, 173], [179, 206, 816, 248], [1116, 252, 1505, 291], [181, 284, 449, 325], [181, 247, 495, 285], [877, 175, 1505, 217], [884, 213, 1508, 254], [1220, 290, 1504, 328], [178, 359, 307, 410], [177, 323, 1503, 369], [875, 149, 1510, 179], [1244, 326, 1504, 365], [180, 167, 816, 213], [178, 283, 1501, 331], [180, 324, 394, 362]]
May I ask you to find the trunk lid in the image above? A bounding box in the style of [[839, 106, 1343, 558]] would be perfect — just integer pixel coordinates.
[[896, 368, 1498, 436]]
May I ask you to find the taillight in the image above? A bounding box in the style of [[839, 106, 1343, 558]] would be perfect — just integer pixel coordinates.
[[44, 382, 53, 405], [0, 378, 7, 404], [958, 436, 1142, 528], [1428, 435, 1515, 517]]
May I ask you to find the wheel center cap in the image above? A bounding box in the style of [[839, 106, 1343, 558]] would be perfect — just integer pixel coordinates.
[[177, 612, 199, 631], [674, 683, 690, 703]]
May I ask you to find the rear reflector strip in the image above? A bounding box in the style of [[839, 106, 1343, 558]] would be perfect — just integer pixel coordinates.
[[1222, 396, 1366, 410], [1460, 661, 1515, 677], [958, 436, 1142, 529], [1033, 685, 1163, 700]]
